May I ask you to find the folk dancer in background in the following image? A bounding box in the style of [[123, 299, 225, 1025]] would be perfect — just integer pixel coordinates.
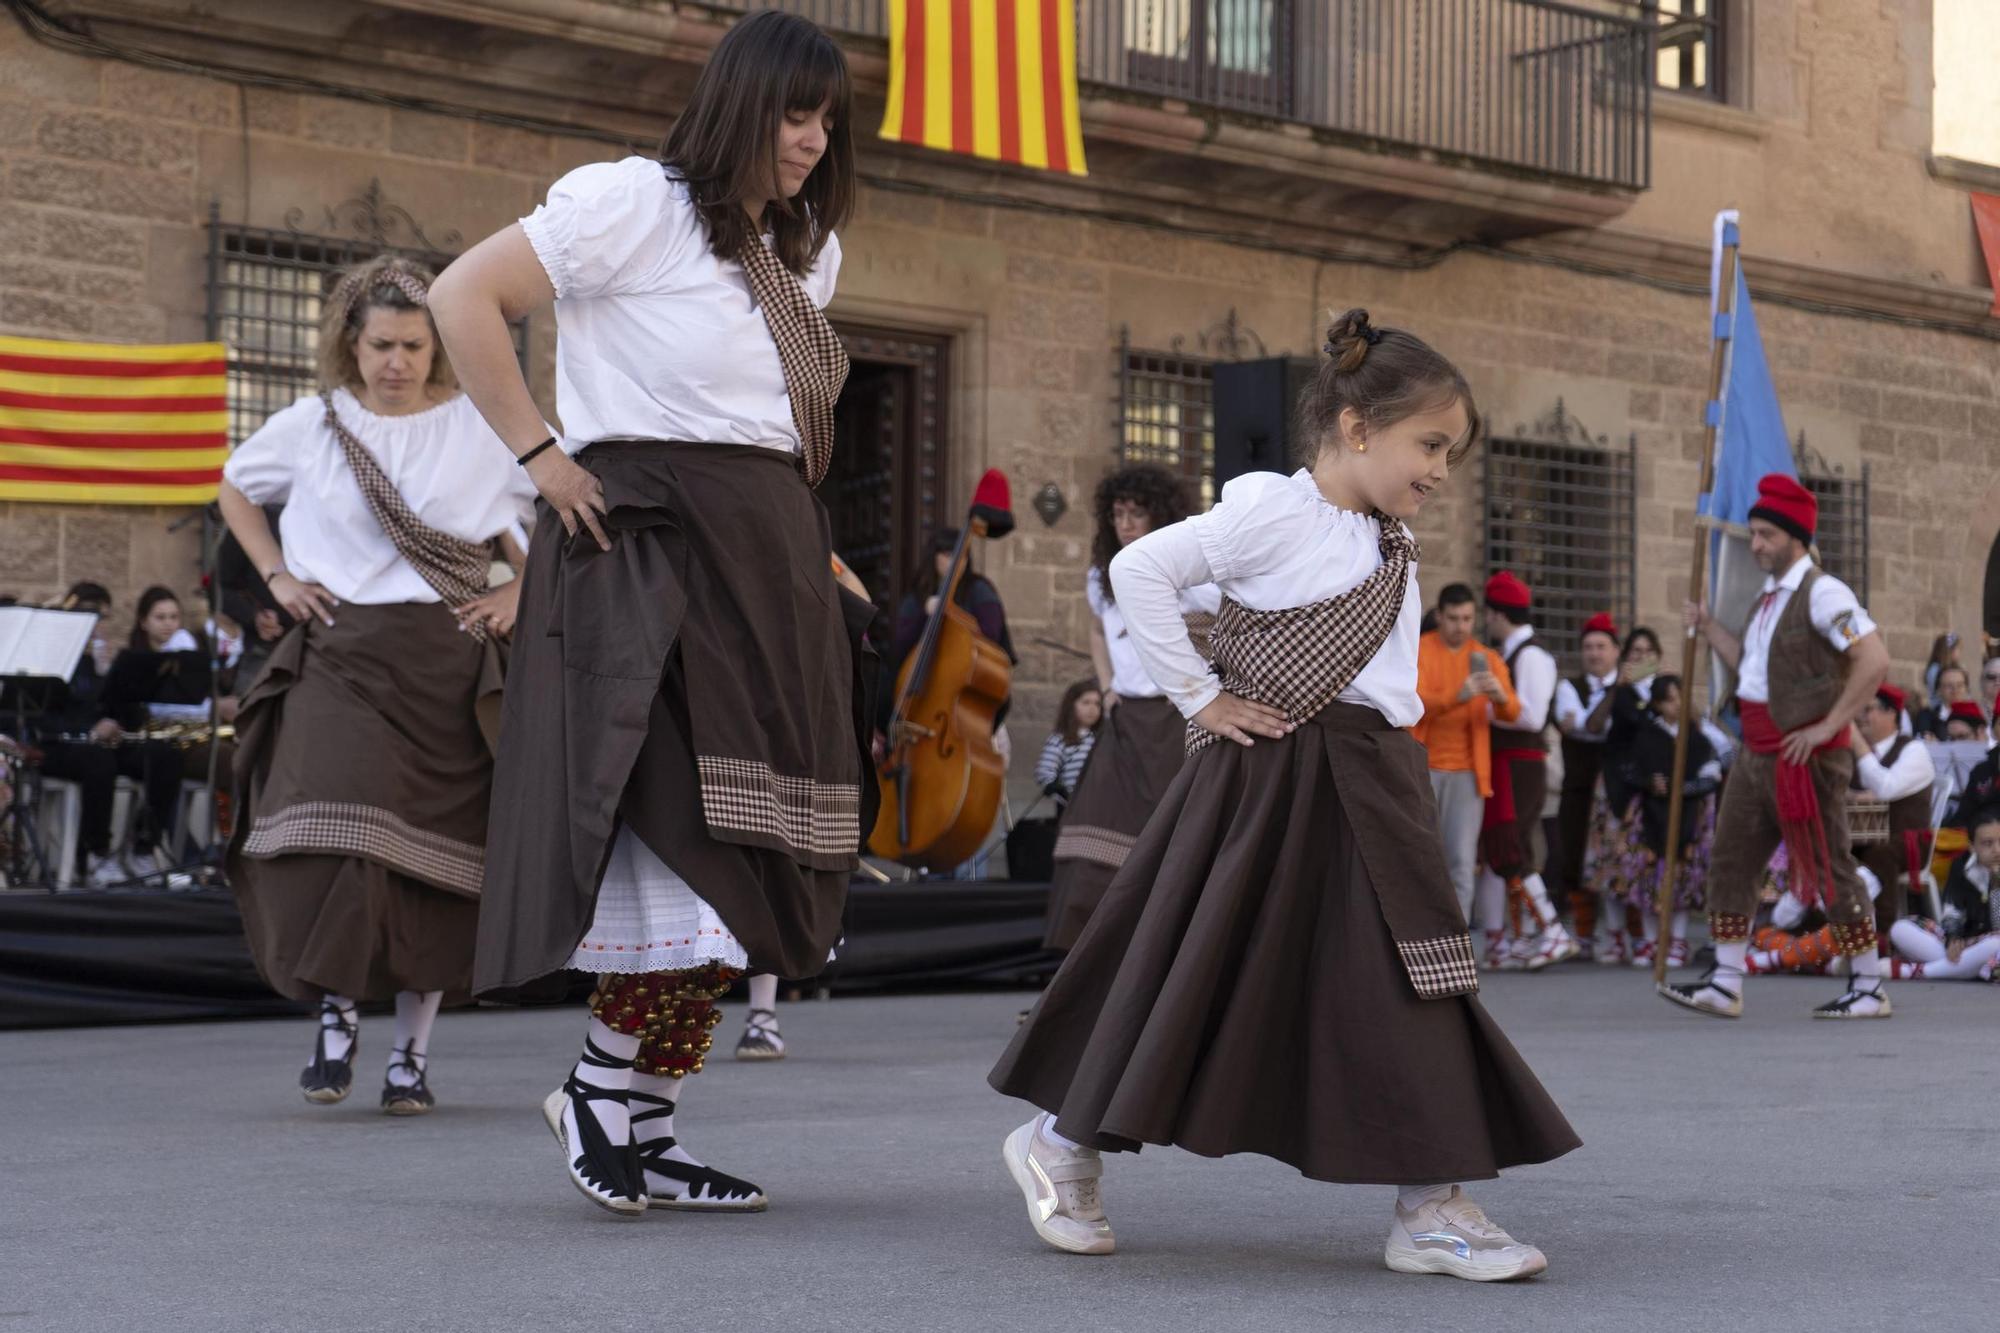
[[1663, 473, 1892, 1020], [1474, 572, 1576, 971], [1551, 613, 1621, 960]]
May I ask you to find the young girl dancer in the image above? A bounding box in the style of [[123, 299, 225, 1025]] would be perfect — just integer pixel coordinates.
[[431, 11, 868, 1214], [1617, 674, 1723, 969], [991, 310, 1578, 1280], [1043, 465, 1219, 951]]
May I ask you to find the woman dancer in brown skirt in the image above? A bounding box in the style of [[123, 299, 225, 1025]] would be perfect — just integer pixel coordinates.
[[1043, 465, 1219, 951], [431, 12, 870, 1216], [220, 256, 535, 1113], [992, 311, 1579, 1280]]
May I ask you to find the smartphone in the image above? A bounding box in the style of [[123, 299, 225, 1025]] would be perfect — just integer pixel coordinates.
[[1469, 651, 1488, 674]]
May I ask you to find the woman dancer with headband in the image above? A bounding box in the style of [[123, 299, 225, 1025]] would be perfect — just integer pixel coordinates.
[[432, 11, 872, 1216], [220, 255, 534, 1114]]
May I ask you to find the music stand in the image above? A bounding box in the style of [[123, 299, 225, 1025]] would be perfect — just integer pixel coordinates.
[[0, 607, 96, 889]]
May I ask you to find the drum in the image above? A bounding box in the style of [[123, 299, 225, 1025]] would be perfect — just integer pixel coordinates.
[[1846, 794, 1890, 846]]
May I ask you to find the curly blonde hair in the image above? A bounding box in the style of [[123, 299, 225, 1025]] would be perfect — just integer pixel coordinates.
[[315, 255, 454, 393]]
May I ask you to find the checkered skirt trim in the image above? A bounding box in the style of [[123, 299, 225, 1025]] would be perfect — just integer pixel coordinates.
[[1394, 933, 1482, 999], [737, 235, 849, 489], [695, 754, 860, 867], [241, 799, 484, 897], [1187, 516, 1416, 756], [1052, 824, 1138, 871]]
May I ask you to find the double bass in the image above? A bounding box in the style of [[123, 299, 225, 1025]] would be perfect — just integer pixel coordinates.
[[870, 470, 1014, 867]]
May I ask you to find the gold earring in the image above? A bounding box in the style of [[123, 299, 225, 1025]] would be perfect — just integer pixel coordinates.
[[1355, 443, 1367, 453]]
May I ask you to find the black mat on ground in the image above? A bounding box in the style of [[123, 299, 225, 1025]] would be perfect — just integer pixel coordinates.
[[0, 880, 1056, 1030]]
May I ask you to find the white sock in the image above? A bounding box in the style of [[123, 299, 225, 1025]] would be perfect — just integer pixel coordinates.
[[1712, 940, 1748, 989], [629, 1069, 703, 1171], [1670, 910, 1689, 945], [1475, 870, 1509, 934], [1398, 1183, 1456, 1211], [1038, 1115, 1085, 1152], [1520, 874, 1558, 930], [572, 1017, 639, 1148], [317, 994, 358, 1063], [746, 973, 779, 1026], [1848, 950, 1886, 990], [388, 990, 442, 1086]]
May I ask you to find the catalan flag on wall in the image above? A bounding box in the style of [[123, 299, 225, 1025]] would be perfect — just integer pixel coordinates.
[[880, 0, 1088, 176], [0, 335, 227, 504]]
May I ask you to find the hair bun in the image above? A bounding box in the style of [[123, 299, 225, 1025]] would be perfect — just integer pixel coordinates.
[[1323, 308, 1382, 373]]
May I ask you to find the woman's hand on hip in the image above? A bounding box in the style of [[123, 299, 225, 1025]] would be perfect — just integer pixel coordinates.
[[266, 572, 337, 627], [529, 450, 610, 551], [456, 580, 522, 640], [1192, 693, 1293, 748]]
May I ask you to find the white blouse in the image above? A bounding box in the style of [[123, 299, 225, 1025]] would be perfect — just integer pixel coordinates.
[[1088, 565, 1221, 701], [1108, 469, 1423, 727], [518, 156, 842, 454], [223, 390, 536, 606]]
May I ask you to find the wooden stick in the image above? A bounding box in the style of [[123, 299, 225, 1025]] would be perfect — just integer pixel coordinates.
[[1655, 240, 1740, 985]]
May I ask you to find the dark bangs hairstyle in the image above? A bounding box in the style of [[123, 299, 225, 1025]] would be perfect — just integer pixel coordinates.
[[1090, 464, 1193, 606], [661, 11, 855, 276], [1295, 308, 1480, 469]]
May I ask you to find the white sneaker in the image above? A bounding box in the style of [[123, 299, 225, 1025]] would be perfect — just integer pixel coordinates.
[[1385, 1187, 1548, 1281], [1002, 1115, 1115, 1255], [86, 853, 128, 888], [1524, 924, 1579, 972]]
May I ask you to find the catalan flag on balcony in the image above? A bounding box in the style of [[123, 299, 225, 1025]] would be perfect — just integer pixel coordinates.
[[880, 0, 1088, 176], [0, 335, 228, 504]]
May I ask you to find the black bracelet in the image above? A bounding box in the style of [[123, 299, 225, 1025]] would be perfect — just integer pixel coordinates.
[[516, 436, 560, 467]]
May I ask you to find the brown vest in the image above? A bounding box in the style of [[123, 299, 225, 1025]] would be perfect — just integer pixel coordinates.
[[1489, 635, 1553, 755], [1764, 565, 1851, 732], [1852, 734, 1933, 836]]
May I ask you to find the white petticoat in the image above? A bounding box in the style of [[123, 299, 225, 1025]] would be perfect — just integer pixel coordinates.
[[567, 825, 751, 974]]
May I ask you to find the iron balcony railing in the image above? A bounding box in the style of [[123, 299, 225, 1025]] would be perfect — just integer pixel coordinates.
[[698, 0, 1652, 189]]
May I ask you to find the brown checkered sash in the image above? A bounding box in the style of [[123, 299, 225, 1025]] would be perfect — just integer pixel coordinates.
[[320, 390, 494, 640], [737, 236, 849, 489], [1187, 514, 1417, 755]]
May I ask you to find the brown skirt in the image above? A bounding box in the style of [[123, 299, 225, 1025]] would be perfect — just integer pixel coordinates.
[[993, 712, 1581, 1185], [229, 602, 500, 1003], [1043, 694, 1186, 951]]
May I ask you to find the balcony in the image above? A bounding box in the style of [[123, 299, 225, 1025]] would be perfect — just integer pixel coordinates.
[[707, 0, 1652, 193]]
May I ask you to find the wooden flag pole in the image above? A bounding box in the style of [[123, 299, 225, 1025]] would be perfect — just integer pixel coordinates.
[[1655, 238, 1740, 986]]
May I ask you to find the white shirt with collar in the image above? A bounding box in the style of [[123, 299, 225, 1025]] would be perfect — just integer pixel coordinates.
[[1736, 555, 1876, 705], [1494, 623, 1557, 735], [1855, 730, 1937, 803], [1554, 670, 1618, 742]]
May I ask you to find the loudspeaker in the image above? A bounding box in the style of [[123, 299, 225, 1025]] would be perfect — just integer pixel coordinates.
[[1212, 356, 1318, 489]]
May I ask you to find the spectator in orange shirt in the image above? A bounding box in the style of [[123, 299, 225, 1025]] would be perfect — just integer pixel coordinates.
[[1413, 583, 1520, 921]]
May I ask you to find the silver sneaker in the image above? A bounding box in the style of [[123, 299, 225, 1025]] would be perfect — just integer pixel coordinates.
[[1385, 1187, 1548, 1281], [1002, 1115, 1115, 1255]]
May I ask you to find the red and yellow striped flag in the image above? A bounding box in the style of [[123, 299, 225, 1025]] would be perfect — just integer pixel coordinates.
[[0, 335, 228, 504], [880, 0, 1088, 176]]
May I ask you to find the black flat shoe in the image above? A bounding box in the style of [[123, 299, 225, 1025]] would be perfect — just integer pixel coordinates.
[[381, 1046, 436, 1115], [300, 1001, 357, 1105], [630, 1089, 767, 1212], [540, 1035, 645, 1217]]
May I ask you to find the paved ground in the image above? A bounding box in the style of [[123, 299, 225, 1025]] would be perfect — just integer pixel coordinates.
[[4, 967, 1997, 1333]]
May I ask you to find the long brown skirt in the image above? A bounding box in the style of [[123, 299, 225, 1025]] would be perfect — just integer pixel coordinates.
[[1043, 694, 1186, 951], [993, 714, 1581, 1186], [230, 602, 499, 1003]]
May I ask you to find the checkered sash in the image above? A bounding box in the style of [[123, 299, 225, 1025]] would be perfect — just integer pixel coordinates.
[[320, 391, 493, 640], [737, 236, 849, 488], [1187, 516, 1417, 755]]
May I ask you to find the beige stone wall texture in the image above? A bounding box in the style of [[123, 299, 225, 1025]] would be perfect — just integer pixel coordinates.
[[0, 2, 1993, 791]]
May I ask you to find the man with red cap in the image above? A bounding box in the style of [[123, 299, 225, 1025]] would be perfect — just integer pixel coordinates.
[[1672, 472, 1891, 1019], [1846, 682, 1938, 940], [1477, 571, 1577, 970], [1552, 613, 1623, 956]]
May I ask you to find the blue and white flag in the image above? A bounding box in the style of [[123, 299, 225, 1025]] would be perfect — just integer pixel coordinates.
[[1699, 210, 1798, 707]]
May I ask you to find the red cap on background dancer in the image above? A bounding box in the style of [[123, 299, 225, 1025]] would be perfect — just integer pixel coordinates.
[[1876, 684, 1907, 714], [1749, 473, 1817, 544], [1484, 571, 1531, 609], [970, 469, 1014, 538], [1581, 612, 1619, 640], [1949, 700, 1986, 724]]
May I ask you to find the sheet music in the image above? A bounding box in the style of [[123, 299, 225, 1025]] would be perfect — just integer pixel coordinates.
[[1923, 739, 1991, 794], [0, 607, 96, 679]]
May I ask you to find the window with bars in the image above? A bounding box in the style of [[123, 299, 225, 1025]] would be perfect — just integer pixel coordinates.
[[206, 222, 524, 445], [1641, 0, 1725, 101], [1482, 431, 1637, 675], [1802, 466, 1870, 602], [1117, 345, 1216, 508]]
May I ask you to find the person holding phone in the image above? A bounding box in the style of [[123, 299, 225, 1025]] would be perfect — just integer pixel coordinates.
[[1413, 583, 1520, 924]]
